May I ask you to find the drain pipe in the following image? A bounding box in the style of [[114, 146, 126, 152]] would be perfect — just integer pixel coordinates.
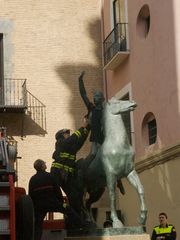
[[100, 0, 108, 101]]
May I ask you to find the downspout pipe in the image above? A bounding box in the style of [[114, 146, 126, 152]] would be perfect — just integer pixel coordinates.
[[100, 0, 108, 101]]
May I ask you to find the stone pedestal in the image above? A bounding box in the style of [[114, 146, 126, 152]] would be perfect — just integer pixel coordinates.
[[65, 227, 150, 240], [65, 234, 150, 240]]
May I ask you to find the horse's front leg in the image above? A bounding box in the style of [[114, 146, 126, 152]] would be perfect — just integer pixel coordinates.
[[127, 170, 148, 225], [86, 187, 105, 211], [106, 173, 124, 228]]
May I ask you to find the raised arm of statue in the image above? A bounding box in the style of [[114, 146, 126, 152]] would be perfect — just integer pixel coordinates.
[[79, 71, 91, 109]]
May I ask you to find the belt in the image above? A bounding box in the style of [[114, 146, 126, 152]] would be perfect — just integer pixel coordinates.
[[51, 162, 75, 174]]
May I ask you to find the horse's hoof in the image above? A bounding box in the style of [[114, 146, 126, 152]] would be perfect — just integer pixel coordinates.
[[138, 210, 148, 225], [112, 220, 124, 228], [83, 220, 97, 230]]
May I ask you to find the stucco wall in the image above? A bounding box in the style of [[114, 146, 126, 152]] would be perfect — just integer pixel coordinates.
[[103, 0, 180, 159], [118, 158, 180, 237], [101, 0, 180, 237]]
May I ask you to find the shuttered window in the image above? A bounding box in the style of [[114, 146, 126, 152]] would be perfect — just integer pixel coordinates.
[[0, 34, 4, 105], [148, 119, 157, 145]]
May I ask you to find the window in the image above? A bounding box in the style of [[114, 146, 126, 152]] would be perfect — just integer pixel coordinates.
[[113, 0, 126, 25], [119, 0, 126, 23], [148, 119, 157, 145], [113, 0, 120, 27], [0, 34, 4, 105], [112, 0, 128, 52], [136, 4, 150, 38], [115, 83, 134, 146], [142, 113, 157, 146]]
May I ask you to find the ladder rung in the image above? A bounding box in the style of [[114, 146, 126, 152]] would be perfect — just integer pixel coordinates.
[[0, 206, 10, 210], [0, 169, 15, 173], [0, 182, 10, 187], [0, 230, 10, 235]]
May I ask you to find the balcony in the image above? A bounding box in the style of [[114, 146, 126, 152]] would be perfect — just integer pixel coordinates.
[[103, 23, 130, 70], [26, 90, 46, 131], [0, 79, 27, 113], [0, 79, 46, 131]]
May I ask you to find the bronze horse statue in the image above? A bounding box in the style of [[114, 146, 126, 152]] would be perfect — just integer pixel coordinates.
[[77, 98, 147, 228]]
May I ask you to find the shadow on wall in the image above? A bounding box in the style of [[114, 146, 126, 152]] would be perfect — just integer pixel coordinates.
[[55, 19, 103, 130], [0, 113, 47, 137], [55, 64, 103, 129]]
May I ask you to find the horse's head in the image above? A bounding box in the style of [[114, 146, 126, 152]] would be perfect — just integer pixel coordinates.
[[107, 97, 137, 115]]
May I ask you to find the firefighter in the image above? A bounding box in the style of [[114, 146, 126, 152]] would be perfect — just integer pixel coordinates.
[[151, 212, 176, 240], [29, 159, 66, 240], [50, 115, 90, 228]]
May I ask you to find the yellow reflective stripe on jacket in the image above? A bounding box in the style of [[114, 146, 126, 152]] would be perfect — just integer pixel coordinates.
[[51, 162, 75, 173], [74, 130, 81, 138], [52, 162, 64, 169], [68, 168, 74, 173], [154, 225, 173, 234], [59, 152, 75, 160], [64, 165, 69, 171]]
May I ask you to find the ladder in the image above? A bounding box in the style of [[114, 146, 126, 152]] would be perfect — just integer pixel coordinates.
[[0, 128, 16, 240], [0, 174, 16, 240]]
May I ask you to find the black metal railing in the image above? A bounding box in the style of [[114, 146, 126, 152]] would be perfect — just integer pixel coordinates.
[[103, 23, 128, 66], [26, 90, 46, 130], [0, 79, 46, 130], [0, 79, 27, 107]]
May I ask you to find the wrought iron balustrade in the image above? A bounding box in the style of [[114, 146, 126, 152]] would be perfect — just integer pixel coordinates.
[[0, 79, 46, 130], [26, 90, 46, 130], [0, 79, 27, 108], [103, 23, 128, 66]]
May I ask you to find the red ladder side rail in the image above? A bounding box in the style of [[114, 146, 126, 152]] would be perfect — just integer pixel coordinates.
[[43, 196, 68, 230], [9, 174, 15, 240]]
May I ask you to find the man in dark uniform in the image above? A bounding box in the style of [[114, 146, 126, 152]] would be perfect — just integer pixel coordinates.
[[29, 159, 66, 240], [78, 71, 104, 160], [50, 116, 90, 228], [151, 212, 176, 240]]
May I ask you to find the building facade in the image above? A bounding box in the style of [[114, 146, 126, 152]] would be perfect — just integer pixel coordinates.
[[1, 0, 180, 233], [102, 0, 180, 235], [0, 0, 103, 200]]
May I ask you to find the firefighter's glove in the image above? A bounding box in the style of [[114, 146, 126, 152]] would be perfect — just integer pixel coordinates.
[[63, 203, 68, 209]]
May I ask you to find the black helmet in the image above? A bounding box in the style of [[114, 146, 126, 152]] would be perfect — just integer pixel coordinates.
[[55, 129, 70, 140]]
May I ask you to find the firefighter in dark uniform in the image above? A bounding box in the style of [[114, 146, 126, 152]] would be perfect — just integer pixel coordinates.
[[29, 159, 66, 240], [78, 71, 104, 160], [151, 212, 176, 240], [50, 116, 90, 228]]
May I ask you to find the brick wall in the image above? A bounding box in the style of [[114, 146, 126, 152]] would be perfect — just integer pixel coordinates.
[[0, 0, 103, 190]]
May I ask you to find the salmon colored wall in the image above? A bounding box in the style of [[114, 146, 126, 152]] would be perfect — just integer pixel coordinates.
[[102, 1, 180, 236], [103, 0, 180, 159]]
